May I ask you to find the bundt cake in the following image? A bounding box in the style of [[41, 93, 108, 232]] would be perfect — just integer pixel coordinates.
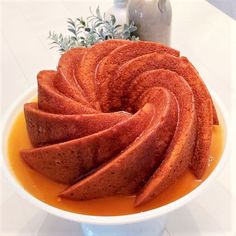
[[20, 39, 219, 207]]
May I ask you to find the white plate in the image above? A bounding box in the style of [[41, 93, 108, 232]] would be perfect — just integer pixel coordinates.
[[0, 86, 234, 236]]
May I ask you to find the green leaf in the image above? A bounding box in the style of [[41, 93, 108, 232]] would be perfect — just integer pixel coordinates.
[[110, 14, 116, 25], [94, 21, 104, 28], [129, 26, 137, 32], [68, 28, 76, 35], [71, 36, 77, 41], [123, 24, 129, 30], [96, 6, 102, 19], [77, 17, 86, 26], [115, 24, 122, 29], [67, 18, 76, 27], [123, 31, 130, 39]]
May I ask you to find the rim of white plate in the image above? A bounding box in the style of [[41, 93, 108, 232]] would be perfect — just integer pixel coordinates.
[[0, 85, 231, 225]]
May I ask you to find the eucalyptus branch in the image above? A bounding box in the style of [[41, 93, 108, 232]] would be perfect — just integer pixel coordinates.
[[48, 6, 139, 53]]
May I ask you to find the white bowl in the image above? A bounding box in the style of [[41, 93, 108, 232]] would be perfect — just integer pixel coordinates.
[[0, 86, 231, 236]]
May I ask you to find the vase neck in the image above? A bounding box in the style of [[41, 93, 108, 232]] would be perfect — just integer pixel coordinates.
[[113, 0, 128, 7]]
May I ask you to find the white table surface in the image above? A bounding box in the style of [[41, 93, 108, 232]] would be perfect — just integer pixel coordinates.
[[0, 0, 236, 235]]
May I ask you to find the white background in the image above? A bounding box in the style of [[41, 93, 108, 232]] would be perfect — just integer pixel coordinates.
[[0, 0, 236, 235]]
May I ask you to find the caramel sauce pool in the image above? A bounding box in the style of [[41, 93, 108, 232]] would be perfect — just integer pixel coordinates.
[[7, 111, 225, 216]]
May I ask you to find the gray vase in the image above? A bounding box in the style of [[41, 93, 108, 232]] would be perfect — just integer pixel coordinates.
[[107, 0, 129, 26], [128, 0, 172, 45]]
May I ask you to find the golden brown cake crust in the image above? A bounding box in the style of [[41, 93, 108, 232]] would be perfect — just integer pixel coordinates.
[[96, 41, 180, 111], [112, 53, 214, 178], [21, 40, 218, 206], [76, 40, 130, 110], [60, 89, 178, 199], [22, 103, 155, 184], [24, 102, 131, 147]]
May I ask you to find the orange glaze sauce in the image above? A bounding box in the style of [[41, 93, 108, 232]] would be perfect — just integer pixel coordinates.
[[7, 111, 224, 216]]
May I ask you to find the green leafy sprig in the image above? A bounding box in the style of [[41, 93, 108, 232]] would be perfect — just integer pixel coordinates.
[[48, 6, 139, 53]]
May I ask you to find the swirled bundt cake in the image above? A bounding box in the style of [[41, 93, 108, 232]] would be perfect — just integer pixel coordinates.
[[20, 40, 219, 207]]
